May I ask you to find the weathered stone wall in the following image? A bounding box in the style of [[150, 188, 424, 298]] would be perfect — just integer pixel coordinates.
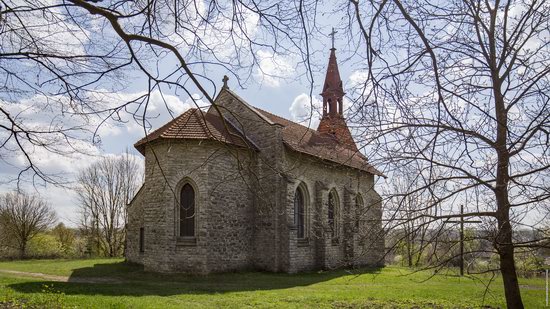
[[353, 186, 385, 267], [126, 139, 254, 273], [282, 150, 384, 272], [127, 90, 384, 274], [213, 90, 286, 272]]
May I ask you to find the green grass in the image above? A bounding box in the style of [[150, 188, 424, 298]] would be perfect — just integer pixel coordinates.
[[0, 259, 546, 308]]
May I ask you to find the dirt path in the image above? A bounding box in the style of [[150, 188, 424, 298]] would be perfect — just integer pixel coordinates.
[[0, 269, 122, 283]]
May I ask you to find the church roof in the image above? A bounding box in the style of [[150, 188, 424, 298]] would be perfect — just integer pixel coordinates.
[[133, 88, 383, 177], [254, 108, 384, 176], [321, 48, 344, 98], [134, 108, 250, 153]]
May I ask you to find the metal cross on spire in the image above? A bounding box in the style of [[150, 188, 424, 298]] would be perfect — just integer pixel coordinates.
[[329, 27, 338, 49]]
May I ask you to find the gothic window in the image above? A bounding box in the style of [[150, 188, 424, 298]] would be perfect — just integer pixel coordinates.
[[179, 183, 195, 237], [328, 190, 338, 238], [294, 186, 305, 239], [355, 194, 364, 230]]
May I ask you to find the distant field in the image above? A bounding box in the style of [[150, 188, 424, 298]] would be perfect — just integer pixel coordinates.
[[0, 258, 546, 308]]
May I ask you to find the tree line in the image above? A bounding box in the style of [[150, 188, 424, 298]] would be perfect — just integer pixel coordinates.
[[0, 153, 141, 259]]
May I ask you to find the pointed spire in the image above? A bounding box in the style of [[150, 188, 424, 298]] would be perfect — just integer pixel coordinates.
[[321, 48, 344, 117], [317, 45, 358, 151]]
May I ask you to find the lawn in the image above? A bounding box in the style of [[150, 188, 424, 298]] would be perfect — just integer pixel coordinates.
[[0, 259, 546, 308]]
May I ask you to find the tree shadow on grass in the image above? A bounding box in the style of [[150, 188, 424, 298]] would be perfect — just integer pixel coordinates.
[[8, 261, 383, 297]]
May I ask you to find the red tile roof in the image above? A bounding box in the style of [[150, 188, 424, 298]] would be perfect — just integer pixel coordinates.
[[134, 108, 250, 153], [254, 108, 384, 176], [133, 95, 383, 176]]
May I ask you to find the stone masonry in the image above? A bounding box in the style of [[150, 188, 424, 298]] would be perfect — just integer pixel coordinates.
[[126, 48, 385, 274]]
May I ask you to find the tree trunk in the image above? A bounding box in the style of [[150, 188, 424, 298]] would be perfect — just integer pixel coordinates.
[[496, 206, 524, 308], [499, 244, 523, 308], [19, 243, 26, 259], [490, 30, 524, 305]]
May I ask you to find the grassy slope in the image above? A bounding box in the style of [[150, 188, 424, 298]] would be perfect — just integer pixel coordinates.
[[0, 259, 546, 308]]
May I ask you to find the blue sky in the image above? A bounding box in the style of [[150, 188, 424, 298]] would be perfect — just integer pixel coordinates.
[[3, 0, 545, 228], [0, 9, 366, 225]]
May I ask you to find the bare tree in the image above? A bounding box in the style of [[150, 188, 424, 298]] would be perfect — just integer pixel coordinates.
[[0, 191, 57, 258], [76, 152, 142, 257], [347, 0, 549, 307], [384, 163, 436, 268], [0, 0, 319, 187]]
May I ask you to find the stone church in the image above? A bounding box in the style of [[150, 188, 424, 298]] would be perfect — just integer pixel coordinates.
[[126, 48, 385, 274]]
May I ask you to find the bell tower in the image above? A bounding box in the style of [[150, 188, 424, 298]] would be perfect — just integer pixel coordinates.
[[317, 33, 358, 151]]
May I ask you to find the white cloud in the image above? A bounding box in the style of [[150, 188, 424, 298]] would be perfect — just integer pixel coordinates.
[[255, 50, 295, 88], [289, 93, 322, 128], [87, 90, 193, 136], [3, 0, 95, 57], [349, 70, 369, 88], [148, 0, 260, 63], [0, 88, 192, 190], [0, 151, 144, 227], [184, 93, 210, 110]]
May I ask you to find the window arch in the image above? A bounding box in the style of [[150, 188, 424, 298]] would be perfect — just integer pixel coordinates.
[[355, 194, 364, 230], [294, 186, 306, 239], [179, 183, 195, 237], [328, 190, 339, 238]]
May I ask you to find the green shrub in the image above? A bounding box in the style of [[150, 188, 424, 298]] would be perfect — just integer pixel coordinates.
[[27, 233, 63, 258]]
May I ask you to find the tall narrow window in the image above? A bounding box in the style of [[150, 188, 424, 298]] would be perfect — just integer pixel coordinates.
[[355, 195, 364, 230], [294, 187, 305, 239], [139, 227, 145, 253], [328, 191, 337, 238], [180, 184, 195, 237]]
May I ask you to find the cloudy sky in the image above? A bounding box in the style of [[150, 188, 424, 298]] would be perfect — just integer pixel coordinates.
[[0, 1, 370, 225]]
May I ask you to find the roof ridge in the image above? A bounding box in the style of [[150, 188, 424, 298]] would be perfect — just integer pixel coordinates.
[[253, 107, 318, 132], [224, 89, 276, 125], [191, 108, 212, 139]]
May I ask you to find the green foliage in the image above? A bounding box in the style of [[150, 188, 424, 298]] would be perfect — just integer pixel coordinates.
[[51, 224, 76, 256], [27, 233, 63, 259], [516, 254, 545, 278]]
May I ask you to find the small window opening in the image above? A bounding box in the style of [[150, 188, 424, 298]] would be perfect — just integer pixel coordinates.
[[139, 227, 145, 253]]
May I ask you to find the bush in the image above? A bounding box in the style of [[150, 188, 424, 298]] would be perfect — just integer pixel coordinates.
[[27, 233, 63, 259], [516, 254, 544, 278]]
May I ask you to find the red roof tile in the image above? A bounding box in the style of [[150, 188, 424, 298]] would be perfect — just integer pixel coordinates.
[[134, 108, 250, 153], [133, 96, 383, 176], [254, 108, 384, 176]]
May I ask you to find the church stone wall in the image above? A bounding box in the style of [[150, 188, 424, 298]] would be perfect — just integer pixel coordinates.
[[213, 91, 287, 272], [205, 146, 255, 272], [128, 91, 384, 274], [126, 139, 254, 273], [282, 150, 384, 273]]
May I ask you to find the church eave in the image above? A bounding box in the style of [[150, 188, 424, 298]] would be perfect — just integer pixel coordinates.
[[282, 142, 385, 177], [134, 136, 256, 156]]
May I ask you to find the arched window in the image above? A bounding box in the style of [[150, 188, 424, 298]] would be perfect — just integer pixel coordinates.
[[294, 187, 305, 239], [355, 194, 364, 230], [179, 184, 195, 237], [328, 190, 338, 238]]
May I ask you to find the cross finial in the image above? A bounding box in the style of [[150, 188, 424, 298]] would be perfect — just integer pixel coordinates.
[[222, 75, 229, 89], [329, 27, 338, 49]]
